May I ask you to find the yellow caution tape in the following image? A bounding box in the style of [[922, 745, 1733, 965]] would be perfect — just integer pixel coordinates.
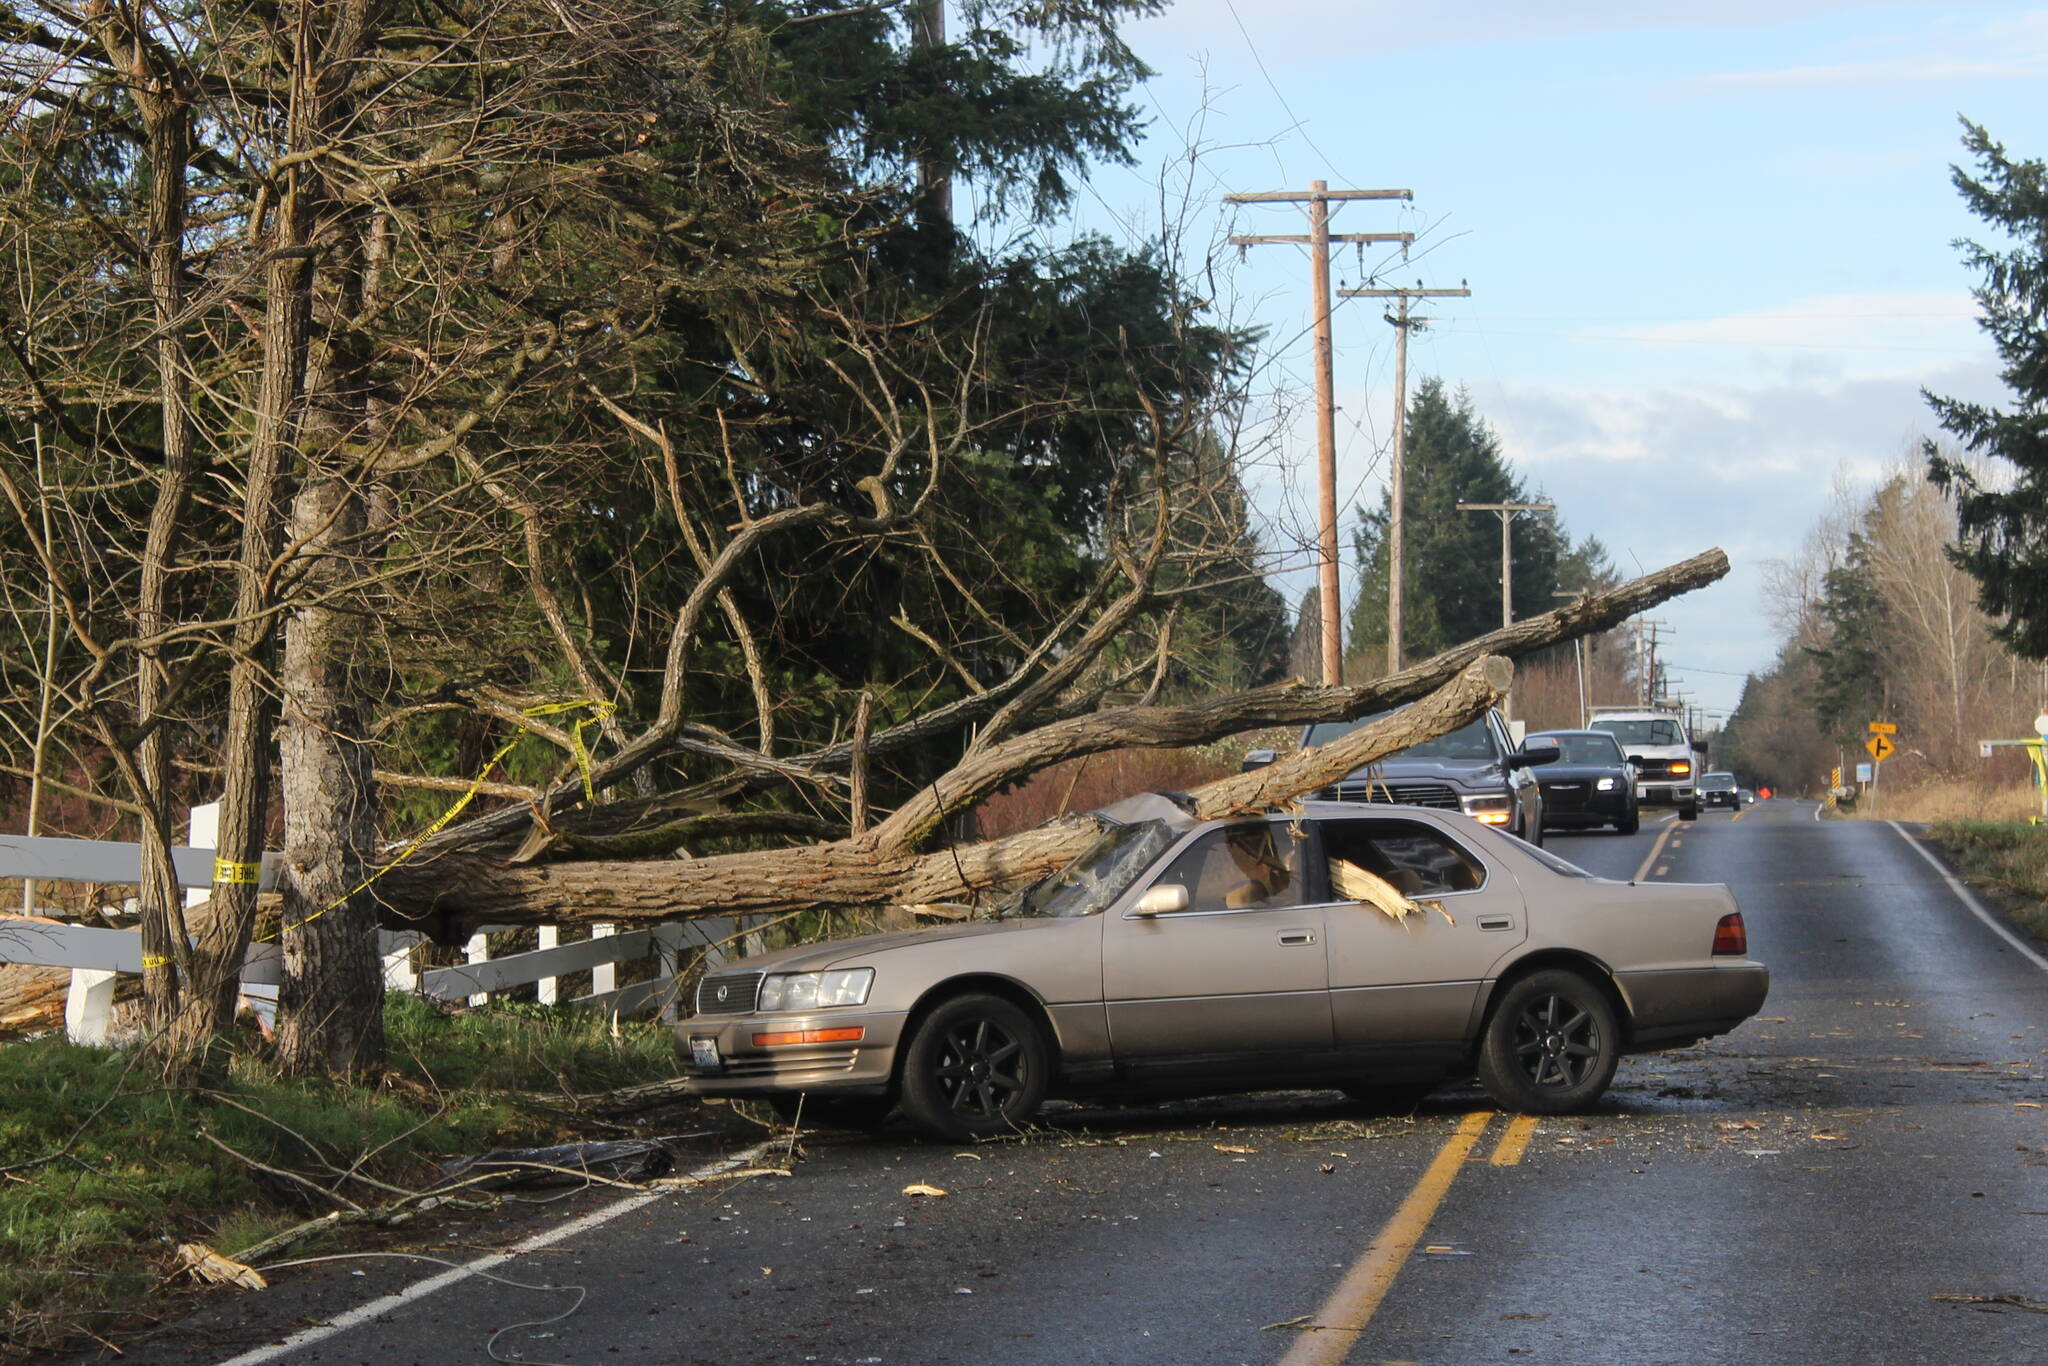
[[213, 858, 262, 885], [141, 955, 170, 970], [258, 698, 615, 942]]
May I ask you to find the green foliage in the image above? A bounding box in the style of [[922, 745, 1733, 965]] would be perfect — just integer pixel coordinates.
[[1348, 379, 1569, 662], [1806, 541, 1889, 741], [0, 998, 677, 1350], [1927, 121, 2048, 658]]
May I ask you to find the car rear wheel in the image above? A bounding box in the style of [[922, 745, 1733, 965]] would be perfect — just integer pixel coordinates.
[[1476, 969, 1620, 1114], [898, 993, 1049, 1141]]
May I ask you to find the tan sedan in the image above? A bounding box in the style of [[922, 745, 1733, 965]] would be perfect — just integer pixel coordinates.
[[677, 794, 1769, 1140]]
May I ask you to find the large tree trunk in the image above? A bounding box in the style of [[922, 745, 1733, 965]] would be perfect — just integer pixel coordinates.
[[376, 548, 1724, 936], [383, 654, 1514, 934], [276, 473, 385, 1075]]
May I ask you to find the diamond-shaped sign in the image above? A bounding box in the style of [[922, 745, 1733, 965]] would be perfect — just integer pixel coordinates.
[[1866, 733, 1895, 762]]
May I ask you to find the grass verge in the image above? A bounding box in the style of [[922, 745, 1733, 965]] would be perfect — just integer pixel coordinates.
[[0, 994, 681, 1357], [1924, 820, 2048, 948]]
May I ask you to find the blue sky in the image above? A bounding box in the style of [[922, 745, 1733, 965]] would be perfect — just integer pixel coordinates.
[[998, 0, 2046, 717]]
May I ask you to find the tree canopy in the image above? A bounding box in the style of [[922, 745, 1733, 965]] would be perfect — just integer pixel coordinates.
[[1927, 121, 2048, 658]]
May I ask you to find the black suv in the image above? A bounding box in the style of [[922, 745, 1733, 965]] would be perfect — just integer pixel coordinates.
[[1243, 708, 1557, 844], [1699, 772, 1741, 809]]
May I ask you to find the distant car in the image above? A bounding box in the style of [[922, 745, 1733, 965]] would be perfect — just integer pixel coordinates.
[[1242, 708, 1557, 845], [1526, 729, 1640, 835], [677, 793, 1770, 1140], [1699, 772, 1741, 809], [1739, 788, 1756, 805], [1587, 708, 1704, 819]]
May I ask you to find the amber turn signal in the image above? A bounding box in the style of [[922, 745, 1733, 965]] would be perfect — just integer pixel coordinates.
[[752, 1026, 867, 1047]]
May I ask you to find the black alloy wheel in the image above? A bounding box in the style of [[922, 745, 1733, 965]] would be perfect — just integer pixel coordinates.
[[899, 993, 1049, 1141], [1476, 969, 1621, 1114]]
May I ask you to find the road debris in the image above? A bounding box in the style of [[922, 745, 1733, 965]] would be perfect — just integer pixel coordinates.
[[176, 1243, 267, 1291], [902, 1183, 948, 1198]]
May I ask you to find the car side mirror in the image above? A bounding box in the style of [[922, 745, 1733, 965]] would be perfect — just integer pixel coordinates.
[[1691, 739, 1709, 754], [1241, 749, 1276, 773], [1626, 754, 1646, 767], [1510, 742, 1562, 769], [1130, 884, 1190, 917]]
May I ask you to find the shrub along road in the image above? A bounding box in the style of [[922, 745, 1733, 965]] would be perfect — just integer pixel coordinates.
[[107, 802, 2048, 1365]]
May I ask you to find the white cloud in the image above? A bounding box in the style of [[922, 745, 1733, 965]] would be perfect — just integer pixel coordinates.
[[1473, 359, 2007, 708], [1666, 7, 2048, 93], [1609, 292, 1985, 384]]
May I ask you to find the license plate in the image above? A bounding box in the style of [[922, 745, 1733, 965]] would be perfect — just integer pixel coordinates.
[[690, 1038, 721, 1069]]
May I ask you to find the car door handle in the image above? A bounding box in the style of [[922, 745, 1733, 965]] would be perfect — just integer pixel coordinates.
[[1477, 914, 1516, 931], [1277, 929, 1317, 946]]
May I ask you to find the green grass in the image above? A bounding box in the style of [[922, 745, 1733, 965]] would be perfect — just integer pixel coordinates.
[[1927, 820, 2048, 946], [0, 995, 679, 1355]]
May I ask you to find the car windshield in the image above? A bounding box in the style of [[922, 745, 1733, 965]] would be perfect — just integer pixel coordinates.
[[1000, 819, 1180, 919], [1590, 718, 1685, 746], [1700, 773, 1737, 791], [1303, 714, 1496, 762], [1531, 733, 1624, 765]]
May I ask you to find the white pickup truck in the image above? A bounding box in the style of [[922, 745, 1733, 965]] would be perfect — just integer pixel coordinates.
[[1586, 707, 1706, 820]]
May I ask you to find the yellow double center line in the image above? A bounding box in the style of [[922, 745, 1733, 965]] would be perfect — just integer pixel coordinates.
[[1276, 1111, 1538, 1366]]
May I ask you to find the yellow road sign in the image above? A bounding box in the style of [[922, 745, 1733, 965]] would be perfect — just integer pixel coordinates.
[[1869, 721, 1898, 735], [1867, 734, 1895, 762]]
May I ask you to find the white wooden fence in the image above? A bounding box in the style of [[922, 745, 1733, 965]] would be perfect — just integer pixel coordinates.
[[1, 816, 757, 1045]]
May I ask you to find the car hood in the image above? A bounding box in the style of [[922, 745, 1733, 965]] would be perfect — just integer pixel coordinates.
[[1342, 755, 1503, 784], [1535, 762, 1628, 782], [709, 917, 1071, 976]]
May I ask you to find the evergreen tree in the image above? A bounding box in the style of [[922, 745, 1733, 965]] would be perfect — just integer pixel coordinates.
[[1927, 121, 2048, 657], [1348, 379, 1566, 663]]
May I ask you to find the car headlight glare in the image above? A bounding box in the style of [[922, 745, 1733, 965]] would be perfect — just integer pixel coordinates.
[[1596, 777, 1619, 791], [757, 968, 873, 1013]]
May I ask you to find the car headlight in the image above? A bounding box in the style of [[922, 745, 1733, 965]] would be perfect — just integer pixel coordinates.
[[1596, 777, 1619, 791], [1459, 795, 1512, 825], [757, 968, 874, 1012]]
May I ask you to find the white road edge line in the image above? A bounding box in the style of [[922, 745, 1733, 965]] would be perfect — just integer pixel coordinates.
[[214, 1137, 783, 1366], [1888, 819, 2048, 976]]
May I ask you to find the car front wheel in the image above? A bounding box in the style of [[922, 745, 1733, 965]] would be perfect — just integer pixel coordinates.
[[1615, 802, 1640, 836], [1476, 969, 1620, 1114], [898, 993, 1049, 1141]]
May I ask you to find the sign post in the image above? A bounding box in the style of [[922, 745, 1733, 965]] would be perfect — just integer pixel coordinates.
[[1864, 724, 1897, 819]]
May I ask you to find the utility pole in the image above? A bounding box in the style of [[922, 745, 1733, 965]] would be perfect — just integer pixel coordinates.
[[1227, 183, 1412, 685], [1638, 621, 1672, 705], [1457, 501, 1553, 718], [1338, 282, 1470, 673]]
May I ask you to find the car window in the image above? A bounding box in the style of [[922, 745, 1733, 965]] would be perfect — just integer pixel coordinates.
[[1319, 818, 1484, 897], [1701, 773, 1737, 790], [1531, 733, 1624, 765], [1518, 841, 1597, 880], [1591, 718, 1684, 747], [1005, 819, 1179, 918], [1304, 714, 1497, 762], [1150, 823, 1302, 913]]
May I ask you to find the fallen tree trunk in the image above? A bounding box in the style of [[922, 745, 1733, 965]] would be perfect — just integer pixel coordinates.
[[384, 655, 1512, 934], [374, 549, 1724, 936]]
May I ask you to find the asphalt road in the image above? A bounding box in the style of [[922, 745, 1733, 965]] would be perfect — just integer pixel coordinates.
[[115, 802, 2048, 1366]]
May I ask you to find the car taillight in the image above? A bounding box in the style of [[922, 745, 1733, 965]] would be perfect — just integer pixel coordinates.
[[1712, 912, 1747, 956], [1670, 761, 1693, 776]]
